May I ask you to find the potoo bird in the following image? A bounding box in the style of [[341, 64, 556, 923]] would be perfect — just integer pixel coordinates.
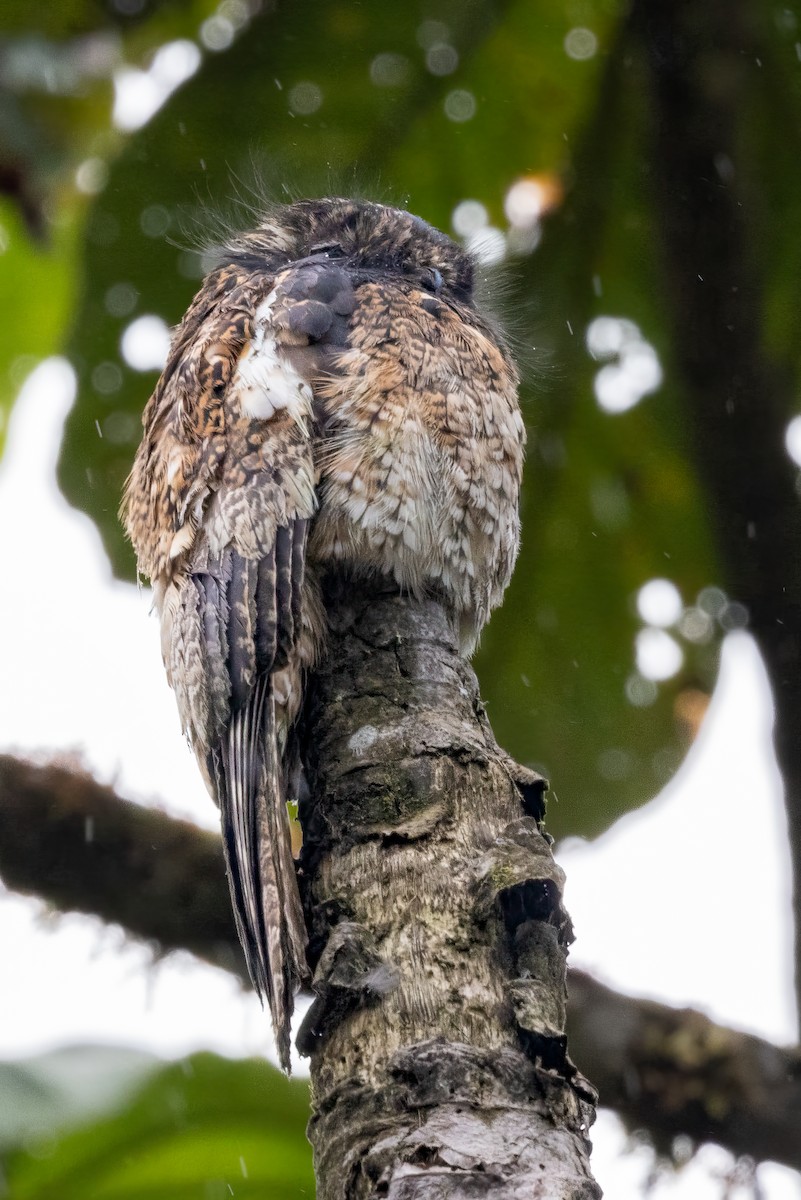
[[123, 198, 524, 1069]]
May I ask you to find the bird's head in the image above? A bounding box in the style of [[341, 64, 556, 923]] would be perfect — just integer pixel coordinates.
[[227, 197, 475, 300]]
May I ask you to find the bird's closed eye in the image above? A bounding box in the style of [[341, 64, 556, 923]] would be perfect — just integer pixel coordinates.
[[311, 242, 345, 258], [420, 267, 444, 294]]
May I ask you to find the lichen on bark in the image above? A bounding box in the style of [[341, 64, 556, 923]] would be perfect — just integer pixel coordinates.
[[298, 578, 600, 1198]]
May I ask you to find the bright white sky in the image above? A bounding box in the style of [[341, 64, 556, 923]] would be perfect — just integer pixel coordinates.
[[1, 359, 798, 1198]]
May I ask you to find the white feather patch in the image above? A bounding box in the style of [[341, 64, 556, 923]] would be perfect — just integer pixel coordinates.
[[233, 291, 313, 430]]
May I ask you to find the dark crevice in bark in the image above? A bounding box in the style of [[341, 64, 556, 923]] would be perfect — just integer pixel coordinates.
[[632, 0, 801, 1030], [297, 578, 599, 1197]]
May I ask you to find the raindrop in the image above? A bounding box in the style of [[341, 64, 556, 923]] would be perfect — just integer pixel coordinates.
[[625, 673, 658, 707], [102, 412, 139, 443], [200, 15, 235, 51], [369, 53, 410, 87], [140, 204, 171, 238], [720, 601, 749, 631], [452, 199, 488, 236], [219, 0, 249, 29], [444, 89, 476, 122], [92, 361, 123, 395], [636, 579, 682, 627], [105, 281, 138, 317], [678, 607, 713, 644], [120, 314, 170, 371], [697, 586, 727, 617], [564, 27, 598, 60], [0, 222, 8, 253], [288, 81, 323, 114], [636, 628, 683, 681], [426, 43, 458, 75], [597, 748, 632, 781], [75, 157, 108, 195]]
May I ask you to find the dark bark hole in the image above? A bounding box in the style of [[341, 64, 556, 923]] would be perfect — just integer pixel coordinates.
[[519, 1028, 568, 1072], [499, 878, 559, 932], [516, 775, 548, 822], [409, 1146, 442, 1168]]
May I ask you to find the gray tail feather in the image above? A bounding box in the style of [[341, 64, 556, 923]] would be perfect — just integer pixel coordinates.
[[216, 678, 308, 1072]]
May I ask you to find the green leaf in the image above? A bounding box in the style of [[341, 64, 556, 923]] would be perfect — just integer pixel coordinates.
[[5, 1052, 313, 1199]]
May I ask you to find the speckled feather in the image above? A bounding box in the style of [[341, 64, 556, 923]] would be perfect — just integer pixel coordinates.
[[123, 198, 524, 1070]]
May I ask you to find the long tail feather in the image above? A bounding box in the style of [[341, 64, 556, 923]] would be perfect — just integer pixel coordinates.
[[216, 678, 308, 1071]]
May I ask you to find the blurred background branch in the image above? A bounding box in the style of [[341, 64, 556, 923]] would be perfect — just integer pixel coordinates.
[[1, 752, 798, 1173]]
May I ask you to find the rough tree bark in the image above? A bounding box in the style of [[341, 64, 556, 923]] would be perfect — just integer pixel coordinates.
[[296, 579, 599, 1198]]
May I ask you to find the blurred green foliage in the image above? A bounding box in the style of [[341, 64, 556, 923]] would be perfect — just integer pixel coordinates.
[[0, 0, 732, 838], [3, 1051, 313, 1198]]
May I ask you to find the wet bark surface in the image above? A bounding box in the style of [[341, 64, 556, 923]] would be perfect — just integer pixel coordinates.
[[298, 579, 599, 1199]]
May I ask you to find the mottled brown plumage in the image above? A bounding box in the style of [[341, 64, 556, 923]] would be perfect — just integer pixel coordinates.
[[123, 198, 524, 1069]]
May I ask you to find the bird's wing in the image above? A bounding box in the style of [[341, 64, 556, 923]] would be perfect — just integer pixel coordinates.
[[124, 257, 355, 1070]]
